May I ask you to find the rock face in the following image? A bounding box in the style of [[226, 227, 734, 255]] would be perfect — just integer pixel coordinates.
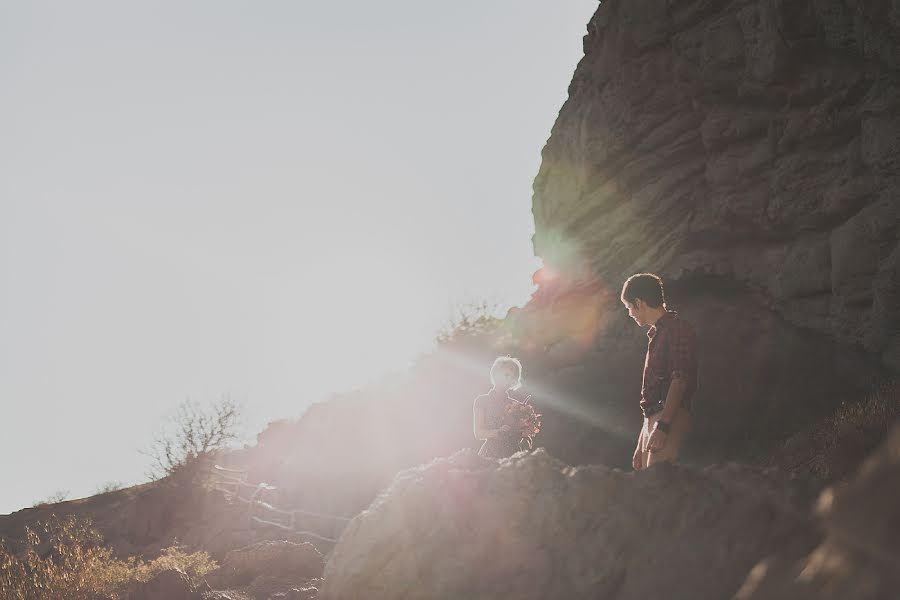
[[523, 0, 900, 462], [737, 424, 900, 599], [321, 449, 821, 600], [126, 568, 204, 600], [206, 540, 324, 590], [533, 0, 900, 360]]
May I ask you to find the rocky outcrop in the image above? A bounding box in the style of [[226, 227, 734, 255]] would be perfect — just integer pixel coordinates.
[[533, 0, 900, 362], [320, 427, 900, 600], [521, 0, 899, 464], [126, 568, 205, 600], [321, 449, 821, 600], [206, 540, 324, 591], [737, 424, 900, 599]]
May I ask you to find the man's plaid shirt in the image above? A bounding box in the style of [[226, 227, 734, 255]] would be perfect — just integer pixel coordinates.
[[640, 311, 698, 417]]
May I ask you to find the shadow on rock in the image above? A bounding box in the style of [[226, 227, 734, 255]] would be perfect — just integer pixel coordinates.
[[321, 449, 821, 600]]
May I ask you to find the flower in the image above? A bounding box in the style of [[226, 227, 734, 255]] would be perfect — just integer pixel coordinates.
[[504, 397, 542, 449]]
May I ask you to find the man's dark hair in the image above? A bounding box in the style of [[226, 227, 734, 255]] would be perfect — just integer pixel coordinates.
[[621, 273, 666, 308]]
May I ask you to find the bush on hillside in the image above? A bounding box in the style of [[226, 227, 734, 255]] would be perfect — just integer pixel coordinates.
[[147, 397, 241, 487], [435, 301, 505, 349], [0, 515, 216, 600], [31, 490, 69, 508], [95, 481, 124, 494]]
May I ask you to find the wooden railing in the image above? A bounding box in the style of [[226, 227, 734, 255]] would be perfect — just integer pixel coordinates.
[[211, 465, 353, 545]]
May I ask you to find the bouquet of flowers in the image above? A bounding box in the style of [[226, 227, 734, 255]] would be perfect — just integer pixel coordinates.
[[504, 396, 542, 449]]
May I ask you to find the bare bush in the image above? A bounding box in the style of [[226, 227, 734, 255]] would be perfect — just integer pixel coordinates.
[[31, 490, 69, 508], [147, 398, 241, 486], [95, 481, 124, 494]]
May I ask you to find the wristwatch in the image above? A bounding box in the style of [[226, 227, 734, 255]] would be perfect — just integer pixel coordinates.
[[654, 420, 671, 434]]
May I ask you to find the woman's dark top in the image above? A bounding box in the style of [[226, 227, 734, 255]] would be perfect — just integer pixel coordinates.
[[475, 389, 521, 459]]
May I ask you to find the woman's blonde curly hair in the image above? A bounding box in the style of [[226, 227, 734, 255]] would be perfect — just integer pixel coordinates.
[[490, 356, 523, 390]]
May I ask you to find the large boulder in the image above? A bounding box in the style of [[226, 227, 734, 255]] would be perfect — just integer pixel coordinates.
[[737, 424, 900, 599], [321, 450, 820, 600], [206, 540, 324, 591], [126, 568, 204, 600]]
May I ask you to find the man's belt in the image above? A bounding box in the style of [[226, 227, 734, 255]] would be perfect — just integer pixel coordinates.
[[641, 401, 665, 418]]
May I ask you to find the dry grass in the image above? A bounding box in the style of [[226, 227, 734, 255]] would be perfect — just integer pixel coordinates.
[[0, 515, 217, 600], [776, 379, 900, 481]]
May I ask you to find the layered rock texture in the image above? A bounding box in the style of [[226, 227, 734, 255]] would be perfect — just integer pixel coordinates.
[[533, 0, 900, 359], [522, 0, 900, 462]]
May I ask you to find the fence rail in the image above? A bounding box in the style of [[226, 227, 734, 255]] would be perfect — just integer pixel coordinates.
[[211, 465, 352, 545]]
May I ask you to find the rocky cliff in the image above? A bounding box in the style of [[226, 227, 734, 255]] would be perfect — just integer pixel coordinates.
[[522, 0, 900, 461], [533, 0, 900, 357]]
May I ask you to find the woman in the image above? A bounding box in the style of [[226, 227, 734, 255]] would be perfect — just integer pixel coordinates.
[[473, 356, 525, 459]]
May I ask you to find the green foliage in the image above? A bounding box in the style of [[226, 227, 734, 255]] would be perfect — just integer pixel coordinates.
[[0, 515, 217, 600]]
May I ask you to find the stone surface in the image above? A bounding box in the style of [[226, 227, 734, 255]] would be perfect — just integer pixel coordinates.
[[736, 425, 900, 599], [321, 449, 820, 600], [206, 540, 324, 590], [126, 568, 202, 600]]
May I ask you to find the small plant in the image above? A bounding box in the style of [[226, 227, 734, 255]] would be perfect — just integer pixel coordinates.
[[135, 543, 218, 585]]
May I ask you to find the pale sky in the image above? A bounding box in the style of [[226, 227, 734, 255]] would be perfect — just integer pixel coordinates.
[[0, 0, 597, 514]]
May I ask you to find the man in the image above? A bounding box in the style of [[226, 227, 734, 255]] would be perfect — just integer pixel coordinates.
[[621, 273, 698, 469]]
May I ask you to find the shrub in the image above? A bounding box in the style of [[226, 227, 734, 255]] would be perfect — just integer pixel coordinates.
[[0, 515, 217, 600], [135, 543, 218, 585]]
